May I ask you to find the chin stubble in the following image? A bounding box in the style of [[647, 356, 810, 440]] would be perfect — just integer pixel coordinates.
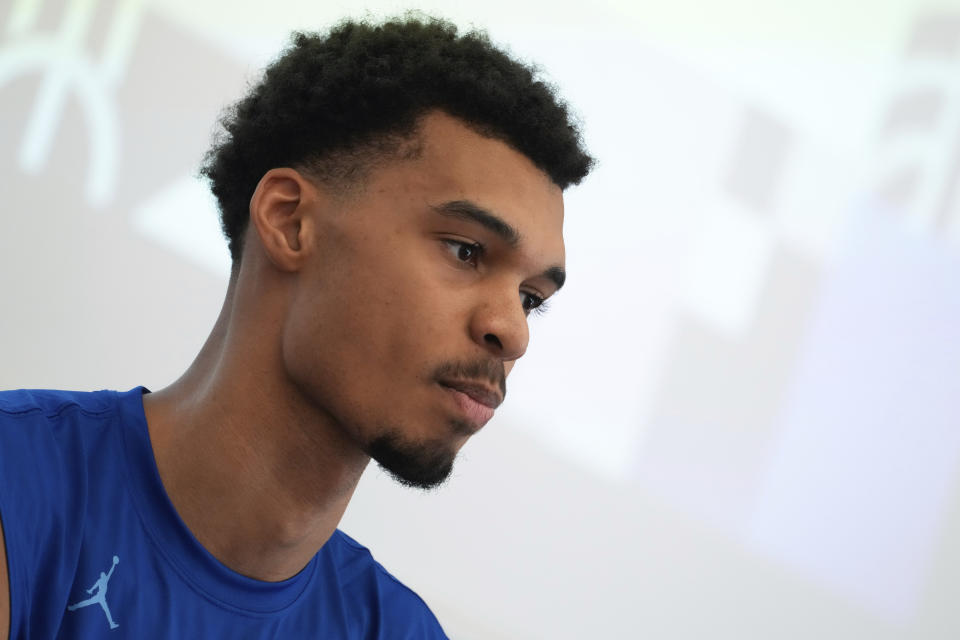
[[366, 431, 457, 490], [364, 356, 503, 490]]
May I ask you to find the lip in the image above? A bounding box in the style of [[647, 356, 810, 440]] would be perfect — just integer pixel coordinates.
[[438, 380, 503, 409], [438, 380, 502, 429]]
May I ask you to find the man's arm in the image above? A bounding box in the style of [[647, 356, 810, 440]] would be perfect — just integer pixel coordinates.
[[1, 513, 9, 640]]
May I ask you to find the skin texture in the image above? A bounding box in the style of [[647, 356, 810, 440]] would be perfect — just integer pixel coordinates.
[[141, 111, 565, 582]]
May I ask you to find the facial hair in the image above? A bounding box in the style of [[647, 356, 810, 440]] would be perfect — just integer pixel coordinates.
[[366, 431, 456, 489], [366, 358, 506, 490]]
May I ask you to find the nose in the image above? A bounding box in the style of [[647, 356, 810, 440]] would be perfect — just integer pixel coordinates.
[[469, 284, 530, 362]]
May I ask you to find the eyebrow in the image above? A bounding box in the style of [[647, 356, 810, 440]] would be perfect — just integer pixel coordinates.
[[431, 199, 566, 292], [432, 200, 521, 247]]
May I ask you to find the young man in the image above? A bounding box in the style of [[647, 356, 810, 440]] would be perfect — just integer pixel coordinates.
[[0, 16, 592, 638]]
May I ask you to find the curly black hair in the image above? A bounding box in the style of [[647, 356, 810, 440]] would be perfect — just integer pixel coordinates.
[[200, 15, 594, 263]]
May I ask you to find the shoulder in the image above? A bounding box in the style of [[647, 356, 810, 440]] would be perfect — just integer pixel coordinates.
[[0, 388, 118, 428], [0, 388, 120, 482], [0, 387, 136, 509], [324, 530, 449, 639], [0, 387, 120, 480], [0, 387, 143, 460], [0, 388, 128, 639], [0, 385, 127, 525]]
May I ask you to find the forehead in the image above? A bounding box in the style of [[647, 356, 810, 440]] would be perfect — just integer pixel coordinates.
[[371, 112, 566, 257]]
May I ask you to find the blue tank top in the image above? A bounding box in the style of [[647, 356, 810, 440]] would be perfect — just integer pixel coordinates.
[[0, 387, 448, 638]]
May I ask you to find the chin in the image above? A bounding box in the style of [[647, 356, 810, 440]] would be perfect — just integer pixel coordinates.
[[366, 431, 458, 490]]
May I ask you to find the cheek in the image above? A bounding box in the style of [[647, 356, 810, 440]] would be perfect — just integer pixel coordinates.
[[279, 253, 457, 421]]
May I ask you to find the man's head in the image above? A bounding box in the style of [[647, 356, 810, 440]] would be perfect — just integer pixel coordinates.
[[201, 15, 592, 263], [200, 16, 593, 489]]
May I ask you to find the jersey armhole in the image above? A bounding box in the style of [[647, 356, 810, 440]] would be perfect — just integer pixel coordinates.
[[0, 498, 13, 640]]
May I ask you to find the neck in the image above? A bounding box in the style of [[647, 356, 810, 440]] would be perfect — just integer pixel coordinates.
[[143, 274, 370, 582]]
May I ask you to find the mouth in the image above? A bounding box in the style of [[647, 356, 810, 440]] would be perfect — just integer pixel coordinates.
[[438, 380, 502, 429]]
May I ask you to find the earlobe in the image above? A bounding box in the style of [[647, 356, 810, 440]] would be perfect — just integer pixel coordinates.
[[249, 168, 314, 272]]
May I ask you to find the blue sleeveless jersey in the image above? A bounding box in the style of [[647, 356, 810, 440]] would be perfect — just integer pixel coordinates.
[[0, 388, 448, 639]]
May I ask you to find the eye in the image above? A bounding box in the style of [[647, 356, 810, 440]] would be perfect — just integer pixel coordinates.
[[443, 239, 484, 267], [521, 291, 549, 316]]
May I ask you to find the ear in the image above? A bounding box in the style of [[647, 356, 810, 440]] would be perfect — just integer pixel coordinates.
[[248, 168, 316, 272]]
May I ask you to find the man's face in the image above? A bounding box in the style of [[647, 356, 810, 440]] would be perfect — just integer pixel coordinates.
[[281, 111, 565, 488]]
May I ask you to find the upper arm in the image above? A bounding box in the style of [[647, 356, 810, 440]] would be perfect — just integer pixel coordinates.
[[1, 512, 9, 640]]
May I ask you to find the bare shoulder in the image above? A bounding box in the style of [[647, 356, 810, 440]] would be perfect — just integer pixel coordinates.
[[0, 514, 8, 640]]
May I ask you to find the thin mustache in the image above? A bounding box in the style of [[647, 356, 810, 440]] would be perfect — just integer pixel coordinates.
[[433, 359, 506, 399]]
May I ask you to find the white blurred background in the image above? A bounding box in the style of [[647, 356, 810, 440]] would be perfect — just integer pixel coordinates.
[[2, 0, 960, 637]]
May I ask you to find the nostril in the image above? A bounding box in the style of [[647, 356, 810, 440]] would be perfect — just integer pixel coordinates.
[[484, 333, 503, 350]]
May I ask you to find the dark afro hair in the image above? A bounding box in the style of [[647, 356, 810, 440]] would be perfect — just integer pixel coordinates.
[[200, 15, 595, 263]]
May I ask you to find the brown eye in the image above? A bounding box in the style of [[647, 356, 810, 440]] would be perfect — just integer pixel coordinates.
[[520, 291, 545, 315], [458, 243, 476, 262], [444, 239, 483, 267]]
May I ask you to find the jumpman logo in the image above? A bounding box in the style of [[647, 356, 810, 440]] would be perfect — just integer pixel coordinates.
[[67, 555, 120, 630]]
